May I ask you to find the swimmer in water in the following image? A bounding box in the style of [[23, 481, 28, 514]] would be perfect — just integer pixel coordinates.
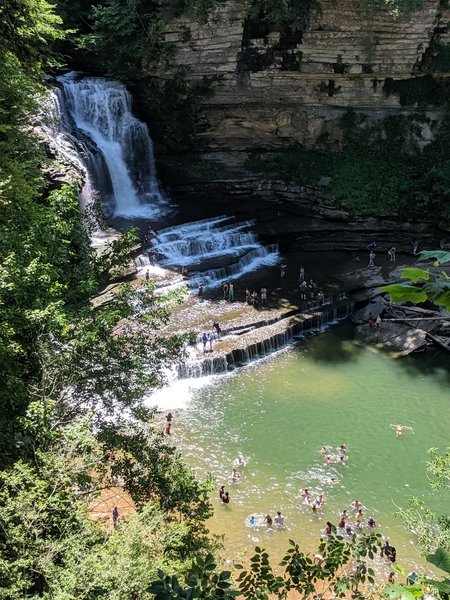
[[222, 491, 230, 504], [355, 508, 364, 528], [323, 521, 333, 536], [233, 454, 246, 467], [249, 515, 257, 526], [229, 468, 240, 483], [219, 485, 225, 500], [273, 511, 286, 527], [337, 444, 348, 455], [338, 510, 348, 528], [312, 494, 324, 512], [324, 455, 332, 465], [300, 488, 311, 504], [368, 517, 376, 529], [351, 499, 364, 511], [320, 445, 333, 453], [391, 423, 414, 438], [265, 514, 273, 527]]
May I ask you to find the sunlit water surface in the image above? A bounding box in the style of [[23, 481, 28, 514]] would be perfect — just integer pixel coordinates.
[[151, 324, 450, 576]]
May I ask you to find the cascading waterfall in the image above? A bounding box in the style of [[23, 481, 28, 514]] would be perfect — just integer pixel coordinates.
[[144, 216, 279, 289], [56, 72, 166, 219], [176, 296, 354, 378]]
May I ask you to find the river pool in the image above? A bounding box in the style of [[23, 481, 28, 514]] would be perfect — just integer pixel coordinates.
[[151, 322, 450, 576]]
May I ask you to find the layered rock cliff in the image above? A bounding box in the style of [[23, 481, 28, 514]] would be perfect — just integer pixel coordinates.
[[162, 0, 450, 151]]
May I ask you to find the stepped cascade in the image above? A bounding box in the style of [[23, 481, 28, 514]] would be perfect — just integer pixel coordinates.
[[141, 216, 279, 289], [55, 72, 166, 219]]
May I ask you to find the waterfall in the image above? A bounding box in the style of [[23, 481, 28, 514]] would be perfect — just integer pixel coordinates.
[[150, 216, 279, 289], [176, 296, 354, 379], [55, 72, 166, 219]]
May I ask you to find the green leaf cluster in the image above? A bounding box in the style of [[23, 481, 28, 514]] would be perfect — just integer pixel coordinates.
[[381, 251, 450, 310]]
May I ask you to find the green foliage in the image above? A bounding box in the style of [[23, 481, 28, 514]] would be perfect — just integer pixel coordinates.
[[427, 447, 450, 490], [381, 251, 450, 310], [432, 42, 450, 73], [383, 76, 450, 107], [151, 533, 384, 599], [355, 0, 425, 18], [149, 553, 238, 599], [139, 71, 218, 151], [0, 0, 64, 74], [248, 0, 320, 30], [245, 114, 450, 223], [0, 417, 215, 599]]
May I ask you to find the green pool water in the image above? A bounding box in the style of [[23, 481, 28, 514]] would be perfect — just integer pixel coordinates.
[[167, 323, 450, 574]]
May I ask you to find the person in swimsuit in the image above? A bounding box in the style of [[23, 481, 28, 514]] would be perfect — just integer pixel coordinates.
[[355, 508, 364, 528], [265, 514, 273, 526], [222, 491, 230, 504], [219, 485, 225, 500], [323, 521, 333, 536], [229, 468, 240, 483], [338, 510, 348, 528], [273, 511, 286, 527]]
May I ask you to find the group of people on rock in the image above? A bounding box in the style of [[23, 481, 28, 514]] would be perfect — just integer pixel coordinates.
[[222, 281, 235, 301], [366, 239, 419, 267], [201, 331, 215, 352], [245, 287, 268, 308]]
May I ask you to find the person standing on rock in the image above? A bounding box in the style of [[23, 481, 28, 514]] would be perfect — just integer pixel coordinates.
[[280, 264, 287, 278], [412, 239, 419, 255], [198, 283, 204, 299], [368, 251, 375, 267], [300, 280, 308, 300], [260, 287, 267, 305], [145, 269, 150, 282], [223, 281, 229, 300], [299, 266, 305, 281], [317, 290, 324, 307], [213, 321, 221, 336], [388, 247, 396, 261], [228, 282, 234, 301], [202, 332, 208, 353], [207, 332, 213, 352]]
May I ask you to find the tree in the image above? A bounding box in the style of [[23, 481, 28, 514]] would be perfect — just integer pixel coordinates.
[[150, 532, 384, 599]]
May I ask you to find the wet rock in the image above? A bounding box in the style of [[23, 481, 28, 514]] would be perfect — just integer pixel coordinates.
[[355, 322, 428, 354], [351, 296, 386, 324]]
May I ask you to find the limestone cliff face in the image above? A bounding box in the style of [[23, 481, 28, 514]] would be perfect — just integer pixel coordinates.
[[162, 0, 449, 150]]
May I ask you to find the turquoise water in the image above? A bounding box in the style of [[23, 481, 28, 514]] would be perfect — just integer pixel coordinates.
[[167, 324, 450, 573]]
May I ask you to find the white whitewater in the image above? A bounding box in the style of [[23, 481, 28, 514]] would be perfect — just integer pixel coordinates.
[[139, 216, 279, 289], [56, 72, 166, 219]]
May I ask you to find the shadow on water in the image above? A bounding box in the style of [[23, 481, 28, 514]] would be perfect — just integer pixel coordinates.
[[293, 321, 359, 365], [398, 347, 450, 387]]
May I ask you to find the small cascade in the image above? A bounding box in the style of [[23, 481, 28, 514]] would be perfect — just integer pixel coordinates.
[[176, 355, 228, 378], [55, 72, 166, 219], [175, 295, 354, 379], [151, 216, 279, 289]]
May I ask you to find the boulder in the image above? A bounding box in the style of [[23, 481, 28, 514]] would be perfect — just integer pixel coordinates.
[[355, 322, 428, 354], [351, 296, 386, 324]]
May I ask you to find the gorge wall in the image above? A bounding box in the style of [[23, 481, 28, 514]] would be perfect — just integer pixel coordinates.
[[161, 0, 450, 152]]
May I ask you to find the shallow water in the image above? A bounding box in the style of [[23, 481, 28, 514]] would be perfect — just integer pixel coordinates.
[[158, 323, 450, 575]]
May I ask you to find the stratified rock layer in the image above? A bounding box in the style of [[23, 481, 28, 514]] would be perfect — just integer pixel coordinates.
[[160, 0, 450, 150]]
